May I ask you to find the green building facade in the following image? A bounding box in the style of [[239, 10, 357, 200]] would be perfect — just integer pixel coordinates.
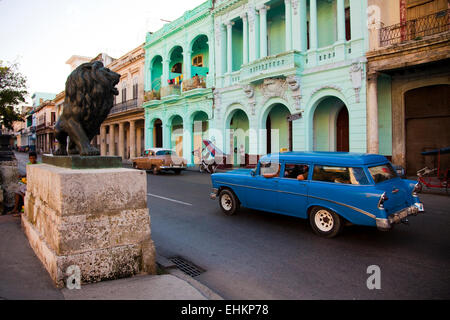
[[144, 0, 369, 166]]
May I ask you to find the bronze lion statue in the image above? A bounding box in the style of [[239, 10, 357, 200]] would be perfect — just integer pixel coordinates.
[[54, 61, 120, 156]]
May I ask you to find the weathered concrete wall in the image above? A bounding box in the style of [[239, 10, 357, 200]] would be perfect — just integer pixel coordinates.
[[22, 164, 156, 288], [0, 159, 19, 209]]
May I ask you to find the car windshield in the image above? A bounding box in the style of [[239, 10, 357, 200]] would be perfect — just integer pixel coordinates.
[[260, 161, 280, 176], [368, 163, 398, 183], [156, 150, 175, 156]]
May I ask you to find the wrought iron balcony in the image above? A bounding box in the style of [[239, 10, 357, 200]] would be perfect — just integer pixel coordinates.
[[109, 99, 139, 115], [239, 51, 302, 84], [380, 9, 449, 47], [36, 122, 55, 131]]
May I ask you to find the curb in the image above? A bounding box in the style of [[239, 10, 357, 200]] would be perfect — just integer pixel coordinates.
[[156, 254, 223, 300]]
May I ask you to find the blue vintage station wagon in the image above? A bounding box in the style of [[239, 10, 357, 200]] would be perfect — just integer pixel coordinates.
[[210, 152, 424, 238]]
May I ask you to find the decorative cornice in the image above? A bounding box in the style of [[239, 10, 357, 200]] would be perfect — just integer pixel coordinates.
[[212, 0, 248, 16], [145, 1, 212, 48]]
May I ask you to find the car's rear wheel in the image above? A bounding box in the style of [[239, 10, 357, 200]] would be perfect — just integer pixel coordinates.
[[309, 207, 344, 238], [152, 166, 159, 175], [219, 189, 239, 216], [174, 169, 182, 175]]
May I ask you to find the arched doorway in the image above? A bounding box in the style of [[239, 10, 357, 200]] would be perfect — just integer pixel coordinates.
[[151, 56, 163, 91], [153, 119, 163, 148], [336, 107, 349, 152], [192, 111, 209, 164], [227, 109, 249, 167], [265, 104, 292, 154], [313, 97, 349, 152], [170, 115, 183, 157], [405, 84, 450, 174]]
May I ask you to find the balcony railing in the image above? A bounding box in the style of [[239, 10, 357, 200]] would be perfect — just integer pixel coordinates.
[[182, 76, 207, 92], [160, 84, 181, 98], [109, 99, 139, 115], [239, 51, 302, 84], [36, 122, 55, 131], [380, 9, 449, 47]]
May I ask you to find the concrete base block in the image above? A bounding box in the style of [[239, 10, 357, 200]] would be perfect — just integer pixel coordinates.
[[22, 164, 156, 288]]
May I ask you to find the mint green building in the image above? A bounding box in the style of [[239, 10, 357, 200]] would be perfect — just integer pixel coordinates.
[[144, 0, 369, 166], [143, 0, 215, 164]]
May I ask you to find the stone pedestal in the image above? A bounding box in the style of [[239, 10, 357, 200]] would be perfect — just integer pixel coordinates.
[[22, 164, 156, 287]]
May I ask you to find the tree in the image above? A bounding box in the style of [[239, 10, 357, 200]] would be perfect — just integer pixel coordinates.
[[0, 60, 28, 130]]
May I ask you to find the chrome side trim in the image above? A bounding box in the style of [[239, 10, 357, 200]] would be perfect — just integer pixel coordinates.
[[215, 181, 377, 220]]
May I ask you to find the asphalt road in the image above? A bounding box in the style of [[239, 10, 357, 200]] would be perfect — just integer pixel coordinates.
[[147, 169, 450, 300]]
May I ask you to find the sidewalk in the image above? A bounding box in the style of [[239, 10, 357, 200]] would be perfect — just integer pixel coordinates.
[[0, 214, 222, 300]]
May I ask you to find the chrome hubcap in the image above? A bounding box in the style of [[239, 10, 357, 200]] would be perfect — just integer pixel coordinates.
[[315, 210, 334, 232], [221, 194, 232, 211]]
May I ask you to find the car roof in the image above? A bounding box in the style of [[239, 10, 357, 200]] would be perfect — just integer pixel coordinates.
[[260, 151, 388, 166]]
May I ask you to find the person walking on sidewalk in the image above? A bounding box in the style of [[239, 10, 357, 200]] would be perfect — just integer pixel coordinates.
[[7, 152, 39, 216]]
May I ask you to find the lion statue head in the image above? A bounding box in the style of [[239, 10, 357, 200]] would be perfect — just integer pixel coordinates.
[[54, 61, 120, 156]]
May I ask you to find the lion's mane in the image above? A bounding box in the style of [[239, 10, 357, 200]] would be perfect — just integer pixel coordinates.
[[54, 61, 120, 155]]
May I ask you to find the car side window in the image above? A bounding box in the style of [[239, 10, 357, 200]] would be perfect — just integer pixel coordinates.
[[284, 164, 309, 180], [260, 161, 280, 178], [312, 165, 370, 185]]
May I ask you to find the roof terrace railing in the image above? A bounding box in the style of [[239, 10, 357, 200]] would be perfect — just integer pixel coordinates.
[[380, 9, 449, 47]]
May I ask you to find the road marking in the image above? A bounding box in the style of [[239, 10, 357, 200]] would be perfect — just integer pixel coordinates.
[[147, 193, 193, 206]]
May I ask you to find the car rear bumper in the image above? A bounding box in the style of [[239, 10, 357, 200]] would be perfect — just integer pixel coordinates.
[[376, 203, 424, 231], [160, 166, 186, 170]]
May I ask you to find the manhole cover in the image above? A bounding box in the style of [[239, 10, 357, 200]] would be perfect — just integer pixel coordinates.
[[169, 257, 205, 277]]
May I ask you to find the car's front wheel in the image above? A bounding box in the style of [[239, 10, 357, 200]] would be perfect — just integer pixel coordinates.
[[219, 189, 239, 216], [309, 207, 344, 238]]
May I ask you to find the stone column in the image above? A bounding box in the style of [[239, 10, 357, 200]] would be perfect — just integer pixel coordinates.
[[350, 0, 364, 41], [241, 13, 249, 64], [309, 0, 318, 50], [162, 58, 171, 87], [220, 23, 227, 77], [259, 5, 269, 58], [183, 49, 192, 80], [100, 126, 107, 156], [109, 124, 115, 156], [129, 120, 136, 159], [285, 0, 292, 51], [136, 126, 142, 157], [248, 7, 260, 61], [337, 0, 346, 42], [226, 21, 234, 75], [163, 124, 171, 149], [147, 125, 154, 149], [367, 73, 379, 154], [298, 0, 308, 52], [118, 122, 125, 158], [183, 119, 193, 165]]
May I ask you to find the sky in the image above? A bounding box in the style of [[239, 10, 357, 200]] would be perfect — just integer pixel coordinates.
[[0, 0, 206, 105]]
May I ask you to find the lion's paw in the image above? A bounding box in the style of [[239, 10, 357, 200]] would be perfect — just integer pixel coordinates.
[[80, 145, 100, 157]]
